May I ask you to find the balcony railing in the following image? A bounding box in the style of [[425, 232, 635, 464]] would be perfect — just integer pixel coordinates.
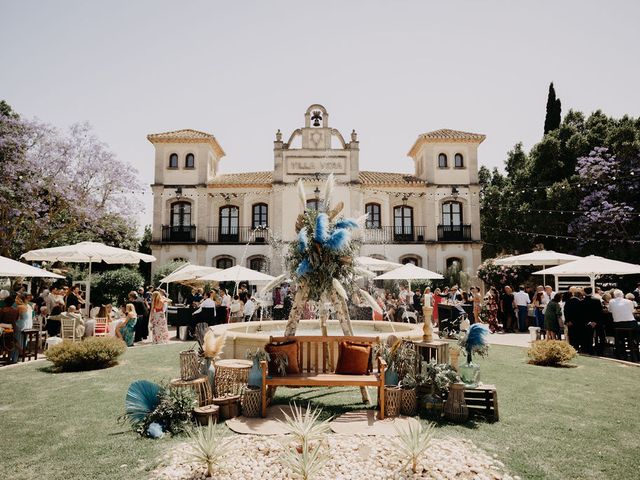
[[437, 224, 472, 242], [207, 226, 270, 244], [363, 226, 427, 244], [162, 225, 197, 243]]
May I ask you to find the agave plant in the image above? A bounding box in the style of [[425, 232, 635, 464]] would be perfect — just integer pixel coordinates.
[[280, 441, 329, 480], [393, 421, 435, 474], [186, 421, 235, 477], [277, 403, 331, 448]]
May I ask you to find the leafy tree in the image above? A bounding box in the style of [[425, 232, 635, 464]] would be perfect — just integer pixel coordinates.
[[91, 267, 145, 306], [544, 82, 562, 134], [138, 225, 153, 283]]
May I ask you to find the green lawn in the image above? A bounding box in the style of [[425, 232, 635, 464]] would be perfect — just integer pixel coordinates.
[[1, 343, 639, 480]]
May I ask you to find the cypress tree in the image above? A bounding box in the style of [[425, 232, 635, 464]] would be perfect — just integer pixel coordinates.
[[544, 82, 562, 134]]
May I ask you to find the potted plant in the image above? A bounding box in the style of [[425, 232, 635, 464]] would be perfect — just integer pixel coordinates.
[[421, 360, 459, 418], [245, 348, 270, 389], [399, 372, 418, 416], [457, 324, 489, 388], [373, 342, 399, 386]]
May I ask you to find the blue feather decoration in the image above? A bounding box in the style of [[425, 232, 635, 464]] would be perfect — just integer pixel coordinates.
[[297, 227, 308, 252], [125, 380, 162, 424], [464, 324, 489, 353], [314, 213, 329, 243], [335, 218, 359, 230], [147, 422, 164, 439], [325, 228, 351, 251], [295, 258, 312, 277]]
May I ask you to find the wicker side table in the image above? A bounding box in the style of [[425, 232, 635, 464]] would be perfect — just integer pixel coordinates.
[[214, 359, 252, 397], [169, 376, 213, 407]]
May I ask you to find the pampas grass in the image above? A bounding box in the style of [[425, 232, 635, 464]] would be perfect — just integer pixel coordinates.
[[203, 331, 226, 360], [332, 278, 348, 300], [259, 273, 287, 296], [323, 173, 335, 210], [325, 228, 350, 251], [360, 288, 383, 314], [335, 218, 358, 229], [314, 213, 329, 243], [297, 179, 307, 209]]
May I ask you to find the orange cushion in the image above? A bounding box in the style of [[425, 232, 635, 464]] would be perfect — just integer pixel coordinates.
[[265, 340, 300, 375], [335, 341, 371, 375]]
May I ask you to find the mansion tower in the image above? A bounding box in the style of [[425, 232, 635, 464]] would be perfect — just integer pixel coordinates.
[[149, 105, 483, 278]]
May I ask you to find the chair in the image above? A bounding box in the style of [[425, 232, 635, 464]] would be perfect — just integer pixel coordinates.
[[614, 328, 639, 362], [93, 317, 109, 337], [21, 329, 39, 361], [32, 315, 48, 351], [60, 317, 78, 342]]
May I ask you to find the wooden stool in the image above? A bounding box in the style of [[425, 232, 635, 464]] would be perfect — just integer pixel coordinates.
[[21, 329, 39, 362], [214, 359, 252, 397], [464, 384, 499, 421], [193, 404, 220, 425], [169, 376, 213, 407], [211, 395, 241, 420]]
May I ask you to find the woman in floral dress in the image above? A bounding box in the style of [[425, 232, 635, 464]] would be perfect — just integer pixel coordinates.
[[150, 291, 170, 344], [484, 287, 500, 333]]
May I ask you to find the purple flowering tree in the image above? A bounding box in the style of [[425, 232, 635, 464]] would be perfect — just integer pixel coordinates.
[[0, 109, 141, 258], [568, 147, 639, 258]]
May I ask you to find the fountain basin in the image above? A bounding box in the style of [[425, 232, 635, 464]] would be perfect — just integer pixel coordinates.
[[211, 319, 424, 360]]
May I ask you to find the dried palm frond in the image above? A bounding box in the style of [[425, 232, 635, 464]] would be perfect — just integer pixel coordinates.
[[327, 201, 344, 220], [393, 421, 435, 474], [203, 331, 225, 360], [195, 323, 210, 350], [359, 288, 383, 314]]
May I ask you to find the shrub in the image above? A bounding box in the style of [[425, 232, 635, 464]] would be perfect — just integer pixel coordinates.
[[47, 337, 126, 371], [527, 340, 577, 366], [91, 267, 145, 306]]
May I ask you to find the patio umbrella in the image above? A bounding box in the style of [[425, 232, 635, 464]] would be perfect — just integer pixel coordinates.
[[21, 241, 156, 312], [533, 255, 640, 290], [0, 255, 64, 278], [159, 263, 221, 284], [374, 263, 444, 290], [355, 256, 402, 272], [198, 265, 275, 283], [495, 249, 582, 286]]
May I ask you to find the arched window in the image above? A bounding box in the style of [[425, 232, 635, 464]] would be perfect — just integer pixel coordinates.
[[446, 257, 462, 270], [248, 256, 268, 273], [442, 201, 463, 226], [438, 153, 448, 168], [185, 153, 195, 168], [401, 256, 421, 267], [170, 202, 191, 226], [252, 203, 268, 228], [169, 153, 179, 168], [306, 199, 320, 211], [365, 203, 381, 229], [454, 153, 464, 168], [219, 206, 239, 242], [215, 257, 234, 269], [393, 205, 413, 241]]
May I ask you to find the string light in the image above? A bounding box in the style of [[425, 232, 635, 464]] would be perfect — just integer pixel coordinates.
[[483, 226, 640, 244]]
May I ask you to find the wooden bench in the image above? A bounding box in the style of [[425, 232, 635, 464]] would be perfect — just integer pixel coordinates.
[[260, 335, 387, 419]]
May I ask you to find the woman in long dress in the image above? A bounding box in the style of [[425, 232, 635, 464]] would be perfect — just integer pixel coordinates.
[[485, 287, 500, 333], [117, 303, 138, 346], [150, 291, 170, 344]]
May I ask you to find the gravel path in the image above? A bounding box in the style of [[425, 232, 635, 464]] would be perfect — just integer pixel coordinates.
[[152, 433, 518, 480]]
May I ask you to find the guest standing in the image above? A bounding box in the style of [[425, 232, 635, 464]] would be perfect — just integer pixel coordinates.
[[116, 303, 138, 346], [563, 289, 583, 350], [485, 287, 499, 333], [470, 286, 482, 324], [514, 285, 531, 332], [581, 287, 603, 355], [0, 295, 19, 362], [11, 294, 33, 363], [544, 293, 562, 340], [129, 291, 149, 342], [500, 286, 517, 333], [150, 291, 170, 344]]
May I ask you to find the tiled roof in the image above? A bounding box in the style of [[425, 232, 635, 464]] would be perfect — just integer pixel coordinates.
[[210, 171, 273, 186], [147, 129, 225, 156], [358, 171, 426, 185], [408, 128, 486, 157], [419, 129, 486, 142]]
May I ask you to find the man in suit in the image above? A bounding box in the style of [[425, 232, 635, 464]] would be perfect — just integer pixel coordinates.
[[581, 287, 602, 355], [563, 288, 582, 350]]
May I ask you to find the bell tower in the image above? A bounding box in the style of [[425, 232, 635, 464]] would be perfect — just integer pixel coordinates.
[[273, 104, 360, 183]]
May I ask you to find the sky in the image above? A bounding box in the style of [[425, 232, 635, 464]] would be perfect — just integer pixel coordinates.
[[1, 0, 639, 230]]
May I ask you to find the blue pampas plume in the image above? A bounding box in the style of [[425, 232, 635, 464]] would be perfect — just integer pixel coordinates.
[[465, 323, 489, 353], [325, 228, 351, 251], [147, 422, 164, 439], [297, 227, 308, 252], [295, 258, 312, 277], [314, 213, 329, 243], [335, 218, 359, 230]]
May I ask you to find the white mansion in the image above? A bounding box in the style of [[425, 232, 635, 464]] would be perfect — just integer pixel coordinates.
[[149, 104, 483, 279]]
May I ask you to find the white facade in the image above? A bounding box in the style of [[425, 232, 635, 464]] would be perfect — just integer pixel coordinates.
[[149, 105, 484, 279]]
